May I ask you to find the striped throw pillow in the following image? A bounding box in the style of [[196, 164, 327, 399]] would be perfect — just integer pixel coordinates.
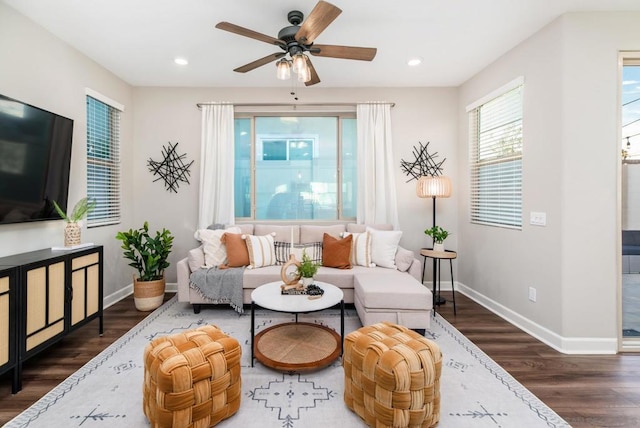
[[274, 241, 323, 265], [244, 233, 276, 268], [344, 231, 375, 267]]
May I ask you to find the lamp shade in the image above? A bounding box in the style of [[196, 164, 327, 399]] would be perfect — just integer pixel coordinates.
[[416, 175, 452, 198], [297, 63, 311, 82], [276, 59, 291, 80], [292, 53, 307, 74]]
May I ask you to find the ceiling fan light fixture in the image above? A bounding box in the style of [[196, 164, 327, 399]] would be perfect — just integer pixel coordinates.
[[292, 53, 308, 74], [276, 58, 291, 80], [297, 64, 311, 83]]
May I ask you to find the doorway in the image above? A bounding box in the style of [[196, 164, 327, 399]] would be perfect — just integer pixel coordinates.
[[620, 54, 640, 350]]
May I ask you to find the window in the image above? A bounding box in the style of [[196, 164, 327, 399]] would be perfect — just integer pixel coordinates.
[[468, 77, 524, 229], [235, 114, 356, 220], [258, 137, 316, 161], [86, 91, 122, 227]]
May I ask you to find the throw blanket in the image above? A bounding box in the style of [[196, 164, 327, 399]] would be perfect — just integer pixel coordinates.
[[189, 266, 245, 313]]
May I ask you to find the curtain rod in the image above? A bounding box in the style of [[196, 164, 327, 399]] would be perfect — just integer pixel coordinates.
[[195, 102, 395, 108]]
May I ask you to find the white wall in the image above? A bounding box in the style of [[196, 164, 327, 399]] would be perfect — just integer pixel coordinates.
[[132, 87, 459, 282], [0, 3, 135, 300], [458, 12, 640, 351], [458, 17, 565, 335], [559, 12, 640, 341]]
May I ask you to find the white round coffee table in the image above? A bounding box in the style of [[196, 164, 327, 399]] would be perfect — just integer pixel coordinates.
[[251, 281, 344, 371]]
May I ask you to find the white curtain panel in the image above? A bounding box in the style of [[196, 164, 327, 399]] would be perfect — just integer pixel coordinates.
[[198, 103, 235, 229], [356, 102, 399, 229]]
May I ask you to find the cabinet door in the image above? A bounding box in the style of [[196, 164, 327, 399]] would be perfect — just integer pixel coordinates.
[[0, 273, 10, 368], [25, 262, 65, 351], [71, 252, 100, 326]]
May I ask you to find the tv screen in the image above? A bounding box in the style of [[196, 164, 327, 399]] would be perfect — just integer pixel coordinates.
[[0, 94, 73, 225]]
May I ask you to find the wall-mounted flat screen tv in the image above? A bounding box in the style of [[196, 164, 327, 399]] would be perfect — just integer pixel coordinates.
[[0, 94, 73, 225]]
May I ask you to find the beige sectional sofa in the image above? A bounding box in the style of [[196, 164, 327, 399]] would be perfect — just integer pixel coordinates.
[[176, 223, 433, 329]]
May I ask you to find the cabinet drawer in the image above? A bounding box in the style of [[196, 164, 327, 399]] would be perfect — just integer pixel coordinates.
[[0, 276, 8, 293], [72, 253, 99, 270]]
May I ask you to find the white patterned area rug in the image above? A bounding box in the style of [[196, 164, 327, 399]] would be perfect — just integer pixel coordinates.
[[7, 296, 569, 428]]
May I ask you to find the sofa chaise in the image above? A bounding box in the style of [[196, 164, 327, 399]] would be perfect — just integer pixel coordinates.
[[176, 223, 433, 329]]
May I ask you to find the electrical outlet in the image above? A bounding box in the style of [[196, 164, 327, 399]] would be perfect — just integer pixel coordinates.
[[528, 287, 537, 302]]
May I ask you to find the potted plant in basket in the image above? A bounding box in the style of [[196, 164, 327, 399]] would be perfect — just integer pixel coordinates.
[[53, 197, 96, 247], [297, 250, 319, 287], [116, 221, 173, 311], [424, 225, 449, 253]]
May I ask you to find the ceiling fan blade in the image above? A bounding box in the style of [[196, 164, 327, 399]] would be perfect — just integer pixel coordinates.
[[304, 56, 321, 86], [234, 52, 286, 73], [295, 1, 342, 45], [216, 22, 285, 47], [311, 44, 377, 61]]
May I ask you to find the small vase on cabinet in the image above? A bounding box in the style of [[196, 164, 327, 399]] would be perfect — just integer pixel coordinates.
[[64, 222, 81, 247]]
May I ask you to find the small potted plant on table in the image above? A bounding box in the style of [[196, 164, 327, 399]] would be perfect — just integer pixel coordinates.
[[116, 221, 173, 311], [53, 197, 96, 247], [424, 225, 449, 253], [297, 250, 319, 287]]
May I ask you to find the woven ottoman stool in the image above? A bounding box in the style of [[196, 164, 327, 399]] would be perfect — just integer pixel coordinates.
[[343, 322, 442, 428], [143, 325, 242, 428]]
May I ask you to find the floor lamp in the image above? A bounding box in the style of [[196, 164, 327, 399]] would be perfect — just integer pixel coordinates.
[[416, 175, 452, 304]]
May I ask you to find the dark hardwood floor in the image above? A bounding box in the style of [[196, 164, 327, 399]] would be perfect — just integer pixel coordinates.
[[1, 292, 640, 427]]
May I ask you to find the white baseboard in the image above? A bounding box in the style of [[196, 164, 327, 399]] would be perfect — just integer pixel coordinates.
[[103, 282, 178, 310], [453, 282, 617, 355], [104, 284, 133, 309]]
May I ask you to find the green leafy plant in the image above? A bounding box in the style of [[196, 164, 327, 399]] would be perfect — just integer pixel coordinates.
[[296, 250, 319, 278], [424, 225, 450, 244], [115, 221, 173, 281], [53, 197, 96, 223]]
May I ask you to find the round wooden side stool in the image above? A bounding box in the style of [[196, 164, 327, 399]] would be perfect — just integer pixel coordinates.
[[143, 325, 242, 427], [343, 322, 442, 428]]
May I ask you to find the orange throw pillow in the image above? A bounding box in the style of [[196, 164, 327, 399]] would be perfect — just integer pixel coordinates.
[[322, 233, 352, 269], [220, 233, 249, 267]]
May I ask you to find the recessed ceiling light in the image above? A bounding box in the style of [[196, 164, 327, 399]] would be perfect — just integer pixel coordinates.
[[407, 57, 423, 66], [174, 57, 189, 66]]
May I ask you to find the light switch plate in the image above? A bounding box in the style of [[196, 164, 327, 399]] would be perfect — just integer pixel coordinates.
[[530, 211, 547, 226]]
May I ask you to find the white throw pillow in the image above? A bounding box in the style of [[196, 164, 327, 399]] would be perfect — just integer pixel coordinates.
[[343, 231, 375, 267], [367, 227, 402, 269], [194, 226, 241, 267], [395, 246, 415, 272], [244, 233, 277, 269], [187, 246, 205, 272]]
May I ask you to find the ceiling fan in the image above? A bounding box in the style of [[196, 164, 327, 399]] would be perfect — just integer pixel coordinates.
[[215, 0, 377, 86]]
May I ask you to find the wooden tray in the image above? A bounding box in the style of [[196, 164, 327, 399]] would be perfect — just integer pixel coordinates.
[[254, 322, 341, 372]]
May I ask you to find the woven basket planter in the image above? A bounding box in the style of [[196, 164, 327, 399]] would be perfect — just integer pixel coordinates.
[[133, 277, 165, 311], [343, 322, 442, 428], [143, 325, 242, 427]]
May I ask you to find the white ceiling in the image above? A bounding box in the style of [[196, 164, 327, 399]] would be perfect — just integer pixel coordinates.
[[5, 0, 640, 88]]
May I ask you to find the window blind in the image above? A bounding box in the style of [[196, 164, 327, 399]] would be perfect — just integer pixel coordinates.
[[86, 95, 121, 227], [469, 82, 523, 229]]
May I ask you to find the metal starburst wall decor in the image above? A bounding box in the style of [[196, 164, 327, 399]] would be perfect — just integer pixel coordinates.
[[147, 142, 194, 193], [400, 141, 447, 182]]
